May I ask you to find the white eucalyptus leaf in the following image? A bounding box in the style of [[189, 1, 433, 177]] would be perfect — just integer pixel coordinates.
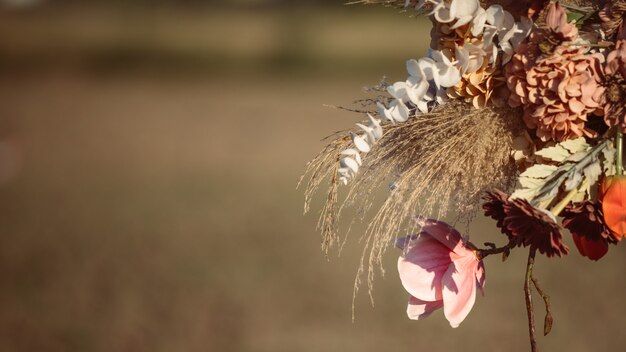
[[338, 167, 352, 178], [377, 102, 395, 124], [340, 157, 359, 175], [350, 132, 371, 153], [341, 149, 362, 165], [392, 100, 410, 122], [356, 123, 376, 145], [367, 114, 383, 140]]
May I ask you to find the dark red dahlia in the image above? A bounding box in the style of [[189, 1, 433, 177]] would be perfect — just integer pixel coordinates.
[[562, 201, 618, 261], [482, 190, 569, 257], [483, 190, 510, 236]]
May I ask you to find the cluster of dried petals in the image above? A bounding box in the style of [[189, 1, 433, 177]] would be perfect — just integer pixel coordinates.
[[483, 190, 569, 257], [414, 0, 532, 106], [602, 26, 626, 132], [599, 0, 626, 38], [506, 3, 605, 142], [524, 46, 604, 141], [562, 201, 618, 261], [450, 63, 509, 108]]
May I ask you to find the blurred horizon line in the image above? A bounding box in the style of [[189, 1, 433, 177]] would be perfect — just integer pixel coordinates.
[[0, 2, 427, 79]]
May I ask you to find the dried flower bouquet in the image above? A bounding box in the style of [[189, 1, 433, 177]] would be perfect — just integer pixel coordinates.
[[301, 1, 626, 350]]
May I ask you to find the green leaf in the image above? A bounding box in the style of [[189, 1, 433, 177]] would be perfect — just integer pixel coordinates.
[[567, 11, 585, 24]]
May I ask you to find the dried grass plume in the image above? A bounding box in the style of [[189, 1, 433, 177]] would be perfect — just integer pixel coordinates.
[[300, 98, 524, 299]]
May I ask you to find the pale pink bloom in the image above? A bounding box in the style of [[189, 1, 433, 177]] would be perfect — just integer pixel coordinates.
[[545, 2, 578, 41], [397, 218, 485, 328]]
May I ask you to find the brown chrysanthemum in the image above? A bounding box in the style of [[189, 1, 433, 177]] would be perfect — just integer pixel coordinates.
[[562, 201, 618, 261], [482, 190, 569, 257], [603, 27, 626, 131], [504, 197, 569, 257], [483, 190, 513, 239], [599, 0, 626, 38]]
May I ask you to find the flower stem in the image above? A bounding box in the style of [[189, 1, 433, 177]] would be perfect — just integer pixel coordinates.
[[531, 275, 553, 336], [476, 241, 516, 260], [616, 129, 623, 176], [549, 188, 578, 216], [549, 179, 589, 216], [525, 248, 538, 352]]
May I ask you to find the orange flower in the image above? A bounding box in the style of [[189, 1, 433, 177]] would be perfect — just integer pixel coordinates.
[[601, 176, 626, 239]]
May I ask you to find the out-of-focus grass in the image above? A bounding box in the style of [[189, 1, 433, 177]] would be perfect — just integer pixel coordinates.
[[1, 3, 626, 352]]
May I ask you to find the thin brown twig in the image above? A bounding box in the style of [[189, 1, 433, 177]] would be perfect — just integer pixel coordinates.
[[525, 248, 538, 352], [531, 275, 553, 336], [476, 241, 516, 260]]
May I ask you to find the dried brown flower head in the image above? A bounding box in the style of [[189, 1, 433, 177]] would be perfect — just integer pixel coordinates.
[[482, 190, 569, 257], [450, 64, 509, 108], [507, 45, 605, 142], [599, 0, 626, 38], [562, 201, 618, 260], [603, 27, 626, 131], [505, 2, 607, 142], [505, 197, 569, 257], [483, 190, 513, 238]]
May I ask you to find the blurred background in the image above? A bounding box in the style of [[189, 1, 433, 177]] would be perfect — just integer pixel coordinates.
[[1, 0, 626, 351]]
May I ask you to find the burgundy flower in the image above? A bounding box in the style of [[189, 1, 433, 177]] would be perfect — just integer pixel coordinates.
[[482, 190, 569, 257], [483, 190, 515, 241], [504, 197, 569, 257], [562, 201, 618, 261]]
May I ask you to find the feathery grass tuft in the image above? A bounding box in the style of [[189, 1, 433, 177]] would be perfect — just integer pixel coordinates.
[[301, 98, 525, 298]]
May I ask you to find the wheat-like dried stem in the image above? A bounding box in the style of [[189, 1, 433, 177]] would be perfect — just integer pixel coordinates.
[[301, 99, 525, 296]]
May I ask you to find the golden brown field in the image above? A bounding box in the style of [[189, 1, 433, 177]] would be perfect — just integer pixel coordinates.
[[1, 2, 626, 352]]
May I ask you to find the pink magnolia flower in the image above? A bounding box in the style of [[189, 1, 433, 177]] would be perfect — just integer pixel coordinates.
[[396, 219, 485, 328]]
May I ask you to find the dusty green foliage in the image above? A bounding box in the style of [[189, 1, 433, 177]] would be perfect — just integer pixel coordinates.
[[301, 99, 525, 297]]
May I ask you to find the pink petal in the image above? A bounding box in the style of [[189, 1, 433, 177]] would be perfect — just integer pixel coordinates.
[[545, 3, 562, 31], [398, 235, 452, 301], [395, 235, 417, 250], [407, 296, 444, 320], [416, 218, 468, 255], [442, 257, 478, 328], [569, 99, 585, 113], [475, 261, 486, 295]]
